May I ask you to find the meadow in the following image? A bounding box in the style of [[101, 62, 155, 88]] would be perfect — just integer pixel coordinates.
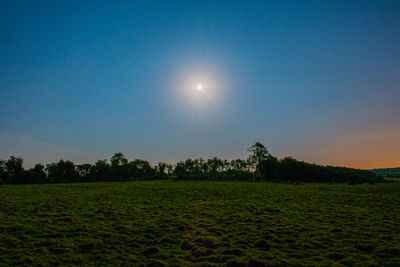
[[1, 181, 400, 266]]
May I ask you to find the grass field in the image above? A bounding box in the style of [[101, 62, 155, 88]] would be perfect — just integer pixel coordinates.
[[1, 181, 400, 266]]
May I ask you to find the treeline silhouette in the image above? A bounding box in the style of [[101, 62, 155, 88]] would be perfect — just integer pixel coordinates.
[[0, 143, 378, 185]]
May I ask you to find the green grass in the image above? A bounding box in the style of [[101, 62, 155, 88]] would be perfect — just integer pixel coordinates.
[[1, 181, 400, 266], [385, 177, 400, 182]]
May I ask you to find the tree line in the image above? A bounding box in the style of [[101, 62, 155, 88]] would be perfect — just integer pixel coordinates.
[[0, 142, 379, 184]]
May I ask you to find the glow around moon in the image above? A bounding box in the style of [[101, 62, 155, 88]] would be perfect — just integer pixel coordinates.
[[169, 61, 227, 116]]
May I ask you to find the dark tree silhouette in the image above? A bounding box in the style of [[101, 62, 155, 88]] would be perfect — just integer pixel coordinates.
[[5, 156, 24, 184], [110, 152, 129, 181], [0, 160, 8, 184], [90, 160, 112, 182], [155, 162, 168, 178], [46, 160, 79, 183], [258, 155, 278, 180], [0, 142, 380, 185], [247, 142, 270, 171], [76, 164, 92, 182], [26, 164, 46, 184]]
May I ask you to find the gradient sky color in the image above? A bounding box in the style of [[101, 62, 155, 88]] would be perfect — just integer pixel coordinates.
[[1, 0, 399, 169]]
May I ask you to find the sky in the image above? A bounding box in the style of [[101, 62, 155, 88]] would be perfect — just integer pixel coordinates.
[[1, 0, 399, 169]]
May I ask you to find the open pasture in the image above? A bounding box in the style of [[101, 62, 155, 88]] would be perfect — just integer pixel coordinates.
[[1, 181, 400, 266]]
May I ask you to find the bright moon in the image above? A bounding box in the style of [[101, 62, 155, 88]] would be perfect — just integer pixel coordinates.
[[196, 84, 203, 91]]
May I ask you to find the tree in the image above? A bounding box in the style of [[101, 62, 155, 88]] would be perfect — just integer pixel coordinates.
[[227, 158, 252, 180], [206, 157, 224, 178], [0, 160, 7, 184], [173, 161, 188, 179], [46, 160, 79, 183], [0, 145, 380, 184], [26, 164, 46, 184], [165, 163, 174, 176], [76, 164, 92, 182], [110, 152, 129, 180], [89, 160, 112, 181], [277, 156, 298, 181], [5, 156, 25, 184], [155, 162, 168, 179], [247, 142, 270, 171], [230, 159, 249, 172], [110, 152, 128, 167], [258, 155, 278, 180], [128, 159, 155, 180]]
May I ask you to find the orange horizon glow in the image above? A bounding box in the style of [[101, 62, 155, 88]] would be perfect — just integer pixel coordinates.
[[292, 128, 400, 170]]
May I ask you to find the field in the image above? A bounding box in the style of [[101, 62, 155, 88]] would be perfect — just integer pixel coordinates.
[[1, 181, 400, 266]]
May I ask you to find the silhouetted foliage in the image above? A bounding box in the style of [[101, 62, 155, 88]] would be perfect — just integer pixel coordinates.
[[155, 162, 169, 179], [110, 152, 129, 181], [90, 160, 112, 182], [0, 160, 8, 184], [0, 142, 380, 184], [5, 156, 25, 184], [26, 164, 46, 184], [76, 164, 92, 182], [46, 160, 79, 183], [257, 156, 378, 183], [258, 155, 278, 180], [247, 142, 270, 171]]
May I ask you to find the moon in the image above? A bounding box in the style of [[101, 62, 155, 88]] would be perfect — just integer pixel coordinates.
[[196, 84, 203, 91]]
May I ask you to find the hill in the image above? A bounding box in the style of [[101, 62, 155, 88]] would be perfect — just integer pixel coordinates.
[[372, 167, 400, 178]]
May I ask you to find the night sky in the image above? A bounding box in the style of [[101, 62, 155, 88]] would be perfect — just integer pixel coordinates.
[[1, 0, 399, 169]]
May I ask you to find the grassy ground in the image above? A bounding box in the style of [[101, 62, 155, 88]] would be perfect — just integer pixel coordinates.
[[1, 181, 400, 266], [384, 177, 400, 182]]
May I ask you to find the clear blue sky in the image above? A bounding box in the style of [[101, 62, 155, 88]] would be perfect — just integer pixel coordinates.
[[1, 0, 399, 168]]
